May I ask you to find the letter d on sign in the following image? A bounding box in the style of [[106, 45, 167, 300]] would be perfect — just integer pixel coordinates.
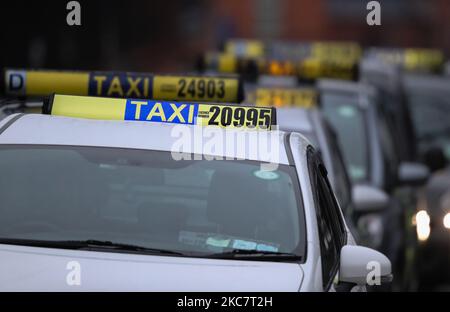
[[66, 1, 81, 26], [7, 71, 25, 94]]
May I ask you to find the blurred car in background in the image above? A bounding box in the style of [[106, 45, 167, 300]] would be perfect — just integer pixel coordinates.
[[362, 49, 450, 290], [226, 43, 405, 289], [401, 74, 450, 290], [317, 79, 427, 290], [414, 166, 450, 290], [403, 74, 450, 165]]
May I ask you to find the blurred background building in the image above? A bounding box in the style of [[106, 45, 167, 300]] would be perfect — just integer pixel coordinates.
[[1, 0, 449, 72]]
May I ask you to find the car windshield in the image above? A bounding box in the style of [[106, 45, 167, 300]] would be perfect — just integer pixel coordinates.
[[406, 90, 450, 160], [321, 93, 369, 182], [0, 145, 304, 259]]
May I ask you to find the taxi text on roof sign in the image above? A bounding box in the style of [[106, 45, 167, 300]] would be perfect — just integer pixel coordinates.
[[3, 69, 244, 103], [247, 88, 318, 108], [44, 94, 276, 130]]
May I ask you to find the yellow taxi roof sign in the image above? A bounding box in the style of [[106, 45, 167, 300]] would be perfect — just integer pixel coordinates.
[[200, 53, 358, 81], [44, 94, 276, 130], [248, 88, 318, 108], [297, 57, 358, 81], [3, 69, 244, 103], [310, 41, 362, 61]]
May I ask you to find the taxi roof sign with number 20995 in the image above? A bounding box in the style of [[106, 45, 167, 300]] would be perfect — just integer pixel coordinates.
[[44, 94, 276, 130]]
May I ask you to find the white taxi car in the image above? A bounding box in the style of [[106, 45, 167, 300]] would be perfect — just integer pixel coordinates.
[[0, 95, 391, 291]]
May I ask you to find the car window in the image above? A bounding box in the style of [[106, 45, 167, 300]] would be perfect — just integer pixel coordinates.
[[322, 121, 352, 212], [0, 145, 306, 258], [376, 106, 400, 189], [316, 161, 347, 248], [321, 93, 369, 183], [379, 88, 417, 161], [406, 90, 450, 160], [308, 147, 346, 290]]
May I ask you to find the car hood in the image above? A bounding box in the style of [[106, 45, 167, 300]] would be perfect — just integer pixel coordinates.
[[0, 244, 304, 291]]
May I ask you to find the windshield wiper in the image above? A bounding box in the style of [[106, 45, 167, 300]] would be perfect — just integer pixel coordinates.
[[0, 238, 185, 256], [206, 249, 302, 260]]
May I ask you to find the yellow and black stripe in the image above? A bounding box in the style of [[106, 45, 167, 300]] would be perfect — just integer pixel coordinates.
[[3, 69, 244, 103]]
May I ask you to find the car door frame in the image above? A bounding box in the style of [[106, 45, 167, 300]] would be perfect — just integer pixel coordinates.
[[306, 146, 348, 291]]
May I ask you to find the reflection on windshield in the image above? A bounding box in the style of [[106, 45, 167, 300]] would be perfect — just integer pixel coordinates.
[[0, 146, 304, 258], [407, 92, 450, 160], [321, 94, 368, 182]]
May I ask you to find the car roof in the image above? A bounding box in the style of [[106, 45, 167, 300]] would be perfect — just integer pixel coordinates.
[[317, 79, 376, 96], [403, 73, 450, 92], [359, 58, 402, 92], [317, 79, 379, 111], [276, 107, 314, 133], [0, 113, 292, 165]]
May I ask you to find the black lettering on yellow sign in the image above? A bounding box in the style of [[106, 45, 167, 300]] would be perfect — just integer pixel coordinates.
[[87, 74, 239, 102], [176, 78, 225, 99], [151, 76, 239, 102], [88, 73, 152, 98], [206, 106, 272, 128]]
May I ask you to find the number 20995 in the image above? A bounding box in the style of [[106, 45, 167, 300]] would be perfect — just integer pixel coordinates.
[[207, 106, 272, 128]]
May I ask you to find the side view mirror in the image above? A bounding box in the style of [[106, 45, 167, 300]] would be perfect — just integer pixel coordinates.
[[398, 162, 429, 186], [352, 184, 389, 213], [339, 245, 392, 286]]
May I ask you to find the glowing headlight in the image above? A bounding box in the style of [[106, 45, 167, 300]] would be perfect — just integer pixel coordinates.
[[415, 210, 430, 241], [443, 213, 450, 229]]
